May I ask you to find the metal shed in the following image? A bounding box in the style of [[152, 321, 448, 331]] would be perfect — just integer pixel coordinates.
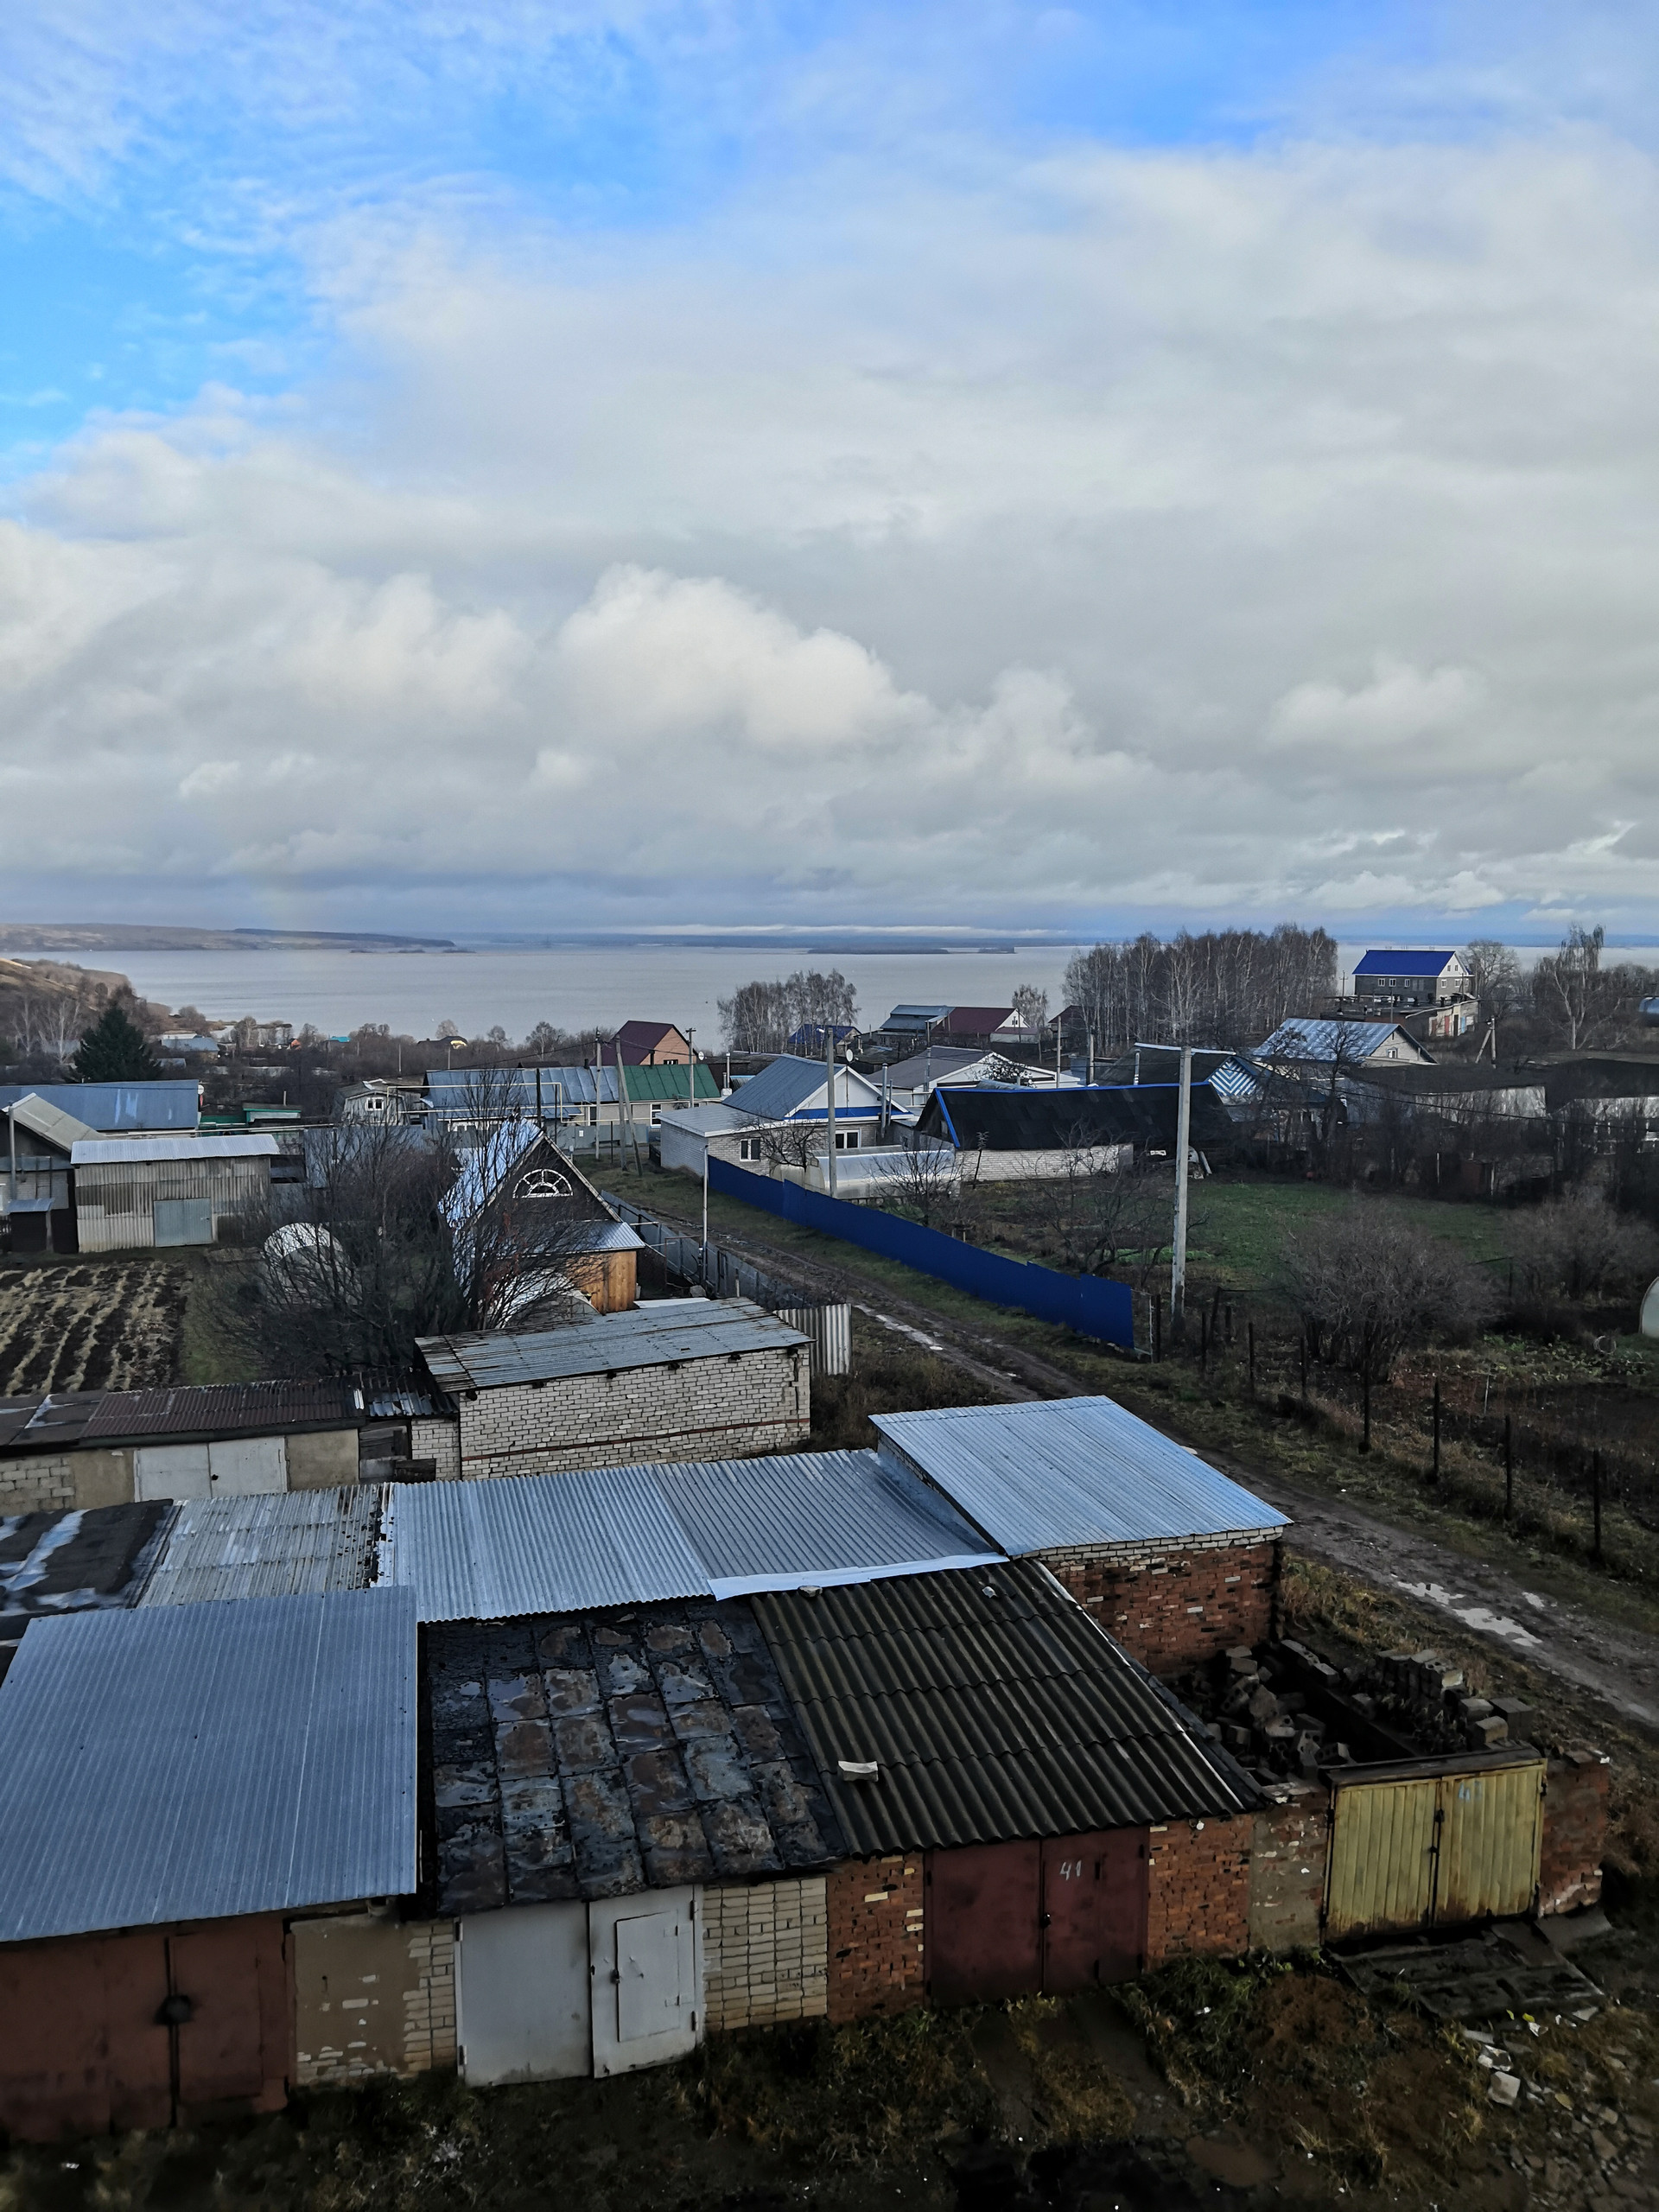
[[71, 1134, 278, 1251]]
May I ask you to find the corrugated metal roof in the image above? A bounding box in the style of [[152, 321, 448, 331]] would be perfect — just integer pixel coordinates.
[[135, 1487, 384, 1607], [71, 1134, 279, 1165], [0, 1587, 417, 1941], [655, 1450, 1003, 1599], [872, 1397, 1287, 1554], [0, 1083, 200, 1133], [382, 1448, 1003, 1622], [1254, 1019, 1421, 1065], [724, 1055, 880, 1123], [752, 1560, 1259, 1855], [382, 1466, 707, 1622], [8, 1095, 98, 1153], [416, 1298, 805, 1393]]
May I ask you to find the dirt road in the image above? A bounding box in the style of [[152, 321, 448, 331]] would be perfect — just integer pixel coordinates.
[[639, 1185, 1659, 1739]]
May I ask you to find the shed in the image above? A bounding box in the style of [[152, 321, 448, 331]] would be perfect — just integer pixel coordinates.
[[0, 1587, 417, 2137], [416, 1299, 810, 1478], [752, 1561, 1259, 2002], [915, 1082, 1235, 1170], [71, 1133, 278, 1252], [873, 1396, 1287, 1676], [0, 1081, 202, 1135]]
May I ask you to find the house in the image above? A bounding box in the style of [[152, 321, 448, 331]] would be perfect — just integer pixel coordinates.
[[880, 1043, 1061, 1115], [659, 1053, 886, 1180], [0, 1379, 373, 1516], [441, 1127, 645, 1315], [2, 1082, 207, 1249], [605, 1020, 692, 1066], [340, 1077, 429, 1122], [1352, 949, 1471, 1014], [913, 1081, 1236, 1176], [870, 1397, 1287, 1678], [786, 1021, 859, 1054], [414, 1298, 811, 1479], [939, 1005, 1028, 1044], [0, 1587, 420, 2139], [1254, 1017, 1433, 1068], [876, 1002, 951, 1045], [424, 1062, 719, 1130]]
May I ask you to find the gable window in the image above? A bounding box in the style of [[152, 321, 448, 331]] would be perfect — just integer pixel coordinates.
[[514, 1167, 573, 1198]]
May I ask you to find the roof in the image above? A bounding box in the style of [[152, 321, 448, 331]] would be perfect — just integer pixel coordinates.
[[751, 1560, 1260, 1857], [382, 1447, 1003, 1623], [1095, 1046, 1266, 1107], [613, 1019, 686, 1058], [881, 1004, 952, 1031], [1353, 949, 1462, 977], [428, 1598, 845, 1911], [873, 1396, 1287, 1554], [0, 1501, 169, 1650], [0, 1083, 200, 1133], [135, 1487, 385, 1608], [7, 1094, 98, 1154], [425, 1064, 720, 1111], [942, 1007, 1018, 1034], [726, 1054, 881, 1123], [882, 1046, 1042, 1092], [0, 1380, 358, 1455], [0, 1587, 417, 1942], [70, 1134, 279, 1166], [417, 1298, 805, 1394], [1254, 1019, 1428, 1065], [918, 1083, 1236, 1153]]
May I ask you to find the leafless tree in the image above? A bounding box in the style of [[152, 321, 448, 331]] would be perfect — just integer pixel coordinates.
[[1507, 1187, 1659, 1304], [719, 969, 859, 1053], [1011, 982, 1049, 1034], [1464, 939, 1524, 1021], [868, 1141, 961, 1227], [1065, 925, 1337, 1052], [1027, 1138, 1170, 1282], [728, 1109, 823, 1173]]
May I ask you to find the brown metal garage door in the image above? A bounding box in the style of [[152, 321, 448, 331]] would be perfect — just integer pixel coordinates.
[[926, 1832, 1149, 2003]]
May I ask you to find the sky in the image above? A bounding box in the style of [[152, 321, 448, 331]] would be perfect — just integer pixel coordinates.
[[3, 1, 1659, 944]]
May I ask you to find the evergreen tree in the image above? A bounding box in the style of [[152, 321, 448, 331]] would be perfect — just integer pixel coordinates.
[[70, 1001, 160, 1082]]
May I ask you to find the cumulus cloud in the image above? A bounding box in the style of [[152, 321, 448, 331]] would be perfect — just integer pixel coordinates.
[[5, 69, 1659, 929]]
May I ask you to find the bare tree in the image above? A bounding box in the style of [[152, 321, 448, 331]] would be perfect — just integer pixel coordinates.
[[1027, 1137, 1169, 1281], [719, 968, 859, 1053], [868, 1141, 961, 1227], [1464, 939, 1524, 1021], [1507, 1187, 1659, 1305], [1065, 925, 1337, 1052], [1011, 982, 1050, 1034]]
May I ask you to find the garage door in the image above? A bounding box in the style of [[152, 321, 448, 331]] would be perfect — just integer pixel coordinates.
[[457, 1903, 591, 2086], [588, 1889, 702, 2078], [1325, 1758, 1545, 1941], [1040, 1831, 1147, 1991], [925, 1842, 1040, 2004], [155, 1198, 215, 1247]]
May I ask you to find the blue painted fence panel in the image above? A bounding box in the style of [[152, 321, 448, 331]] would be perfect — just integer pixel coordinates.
[[707, 1160, 1136, 1349]]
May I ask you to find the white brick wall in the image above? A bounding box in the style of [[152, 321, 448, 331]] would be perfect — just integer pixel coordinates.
[[410, 1415, 462, 1481], [293, 1917, 456, 2087], [456, 1345, 809, 1478], [703, 1878, 829, 2031]]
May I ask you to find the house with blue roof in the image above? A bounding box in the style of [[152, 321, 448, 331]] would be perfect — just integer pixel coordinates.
[[1352, 949, 1474, 1035]]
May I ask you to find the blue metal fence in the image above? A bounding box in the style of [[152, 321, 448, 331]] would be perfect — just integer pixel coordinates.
[[707, 1160, 1136, 1349]]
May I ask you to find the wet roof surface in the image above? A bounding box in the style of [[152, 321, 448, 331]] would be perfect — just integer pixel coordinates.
[[135, 1487, 385, 1608], [428, 1598, 845, 1912], [753, 1560, 1260, 1857], [0, 1501, 168, 1660]]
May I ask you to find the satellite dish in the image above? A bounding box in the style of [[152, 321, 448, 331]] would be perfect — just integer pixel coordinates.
[[1643, 1277, 1659, 1339]]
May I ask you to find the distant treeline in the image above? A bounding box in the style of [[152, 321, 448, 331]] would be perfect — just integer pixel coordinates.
[[1064, 926, 1338, 1052], [718, 969, 859, 1055]]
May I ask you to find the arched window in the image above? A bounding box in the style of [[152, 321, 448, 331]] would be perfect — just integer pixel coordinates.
[[514, 1166, 573, 1198]]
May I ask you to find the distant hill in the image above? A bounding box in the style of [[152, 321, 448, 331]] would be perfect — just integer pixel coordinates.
[[0, 924, 455, 952]]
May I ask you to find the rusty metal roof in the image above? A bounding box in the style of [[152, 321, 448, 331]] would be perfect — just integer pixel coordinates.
[[751, 1560, 1259, 1857], [0, 1587, 417, 1941], [427, 1598, 844, 1912]]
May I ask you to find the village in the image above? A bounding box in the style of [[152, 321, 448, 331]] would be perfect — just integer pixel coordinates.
[[0, 932, 1656, 2211]]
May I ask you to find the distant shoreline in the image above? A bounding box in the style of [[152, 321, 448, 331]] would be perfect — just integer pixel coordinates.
[[0, 925, 458, 954]]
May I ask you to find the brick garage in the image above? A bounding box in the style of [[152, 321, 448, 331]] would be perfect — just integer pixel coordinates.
[[1539, 1748, 1611, 1916], [825, 1856, 925, 2024], [705, 1877, 830, 2031], [291, 1914, 457, 2088], [1145, 1814, 1254, 1966], [1045, 1535, 1281, 1677]]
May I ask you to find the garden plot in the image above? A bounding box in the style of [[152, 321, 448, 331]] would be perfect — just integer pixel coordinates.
[[0, 1260, 188, 1395]]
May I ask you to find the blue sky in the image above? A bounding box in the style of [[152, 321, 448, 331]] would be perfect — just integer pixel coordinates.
[[3, 2, 1659, 938]]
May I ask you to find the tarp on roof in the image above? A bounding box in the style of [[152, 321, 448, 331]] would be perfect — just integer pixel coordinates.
[[0, 1586, 417, 1941], [7, 1095, 98, 1154], [1353, 950, 1459, 977], [0, 1083, 200, 1133], [917, 1083, 1236, 1153], [873, 1396, 1287, 1554], [752, 1560, 1260, 1856], [382, 1447, 1003, 1622]]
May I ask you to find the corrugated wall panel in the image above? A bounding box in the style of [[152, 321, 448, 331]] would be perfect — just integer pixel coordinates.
[[1436, 1763, 1544, 1925], [1325, 1777, 1437, 1941]]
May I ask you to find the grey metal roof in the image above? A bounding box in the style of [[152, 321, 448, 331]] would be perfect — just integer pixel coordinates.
[[428, 1598, 844, 1910], [382, 1466, 708, 1622], [383, 1448, 1003, 1623], [0, 1587, 417, 1941], [135, 1487, 385, 1608], [417, 1297, 805, 1393], [873, 1397, 1287, 1554], [1253, 1019, 1422, 1065], [71, 1134, 279, 1165], [0, 1083, 201, 1133], [725, 1055, 881, 1123], [7, 1095, 98, 1154], [752, 1560, 1260, 1856], [655, 1450, 1003, 1599]]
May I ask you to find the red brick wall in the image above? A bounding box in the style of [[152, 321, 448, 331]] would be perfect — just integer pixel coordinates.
[[1539, 1750, 1611, 1916], [1248, 1783, 1329, 1953], [825, 1854, 925, 2024], [1047, 1540, 1280, 1677], [1145, 1815, 1253, 1967]]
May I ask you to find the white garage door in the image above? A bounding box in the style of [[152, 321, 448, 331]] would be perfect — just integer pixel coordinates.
[[589, 1887, 702, 2077], [134, 1444, 212, 1500], [457, 1903, 591, 2086], [207, 1435, 288, 1495]]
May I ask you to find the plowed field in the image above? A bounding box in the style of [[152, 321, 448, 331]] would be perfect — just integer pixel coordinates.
[[0, 1260, 188, 1395]]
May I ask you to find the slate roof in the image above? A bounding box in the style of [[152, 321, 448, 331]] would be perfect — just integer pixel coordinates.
[[427, 1599, 846, 1912], [751, 1560, 1260, 1859], [0, 1380, 359, 1455]]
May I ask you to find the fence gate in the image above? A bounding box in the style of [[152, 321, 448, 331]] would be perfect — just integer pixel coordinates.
[[1324, 1752, 1545, 1942]]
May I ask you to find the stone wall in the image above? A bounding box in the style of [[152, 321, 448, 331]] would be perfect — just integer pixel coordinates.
[[292, 1915, 456, 2087], [1248, 1782, 1329, 1952], [825, 1854, 925, 2024], [456, 1345, 809, 1478], [704, 1878, 829, 2031], [1146, 1814, 1253, 1967], [1044, 1535, 1280, 1677], [0, 1447, 130, 1512], [1539, 1749, 1611, 1916]]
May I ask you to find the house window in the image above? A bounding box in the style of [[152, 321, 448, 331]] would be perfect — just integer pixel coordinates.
[[650, 1105, 662, 1124], [834, 1130, 860, 1150], [514, 1167, 573, 1198], [738, 1137, 760, 1161]]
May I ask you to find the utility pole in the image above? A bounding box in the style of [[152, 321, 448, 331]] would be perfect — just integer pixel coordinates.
[[825, 1021, 838, 1196], [1171, 1043, 1192, 1343], [685, 1028, 696, 1117], [702, 1145, 709, 1288]]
